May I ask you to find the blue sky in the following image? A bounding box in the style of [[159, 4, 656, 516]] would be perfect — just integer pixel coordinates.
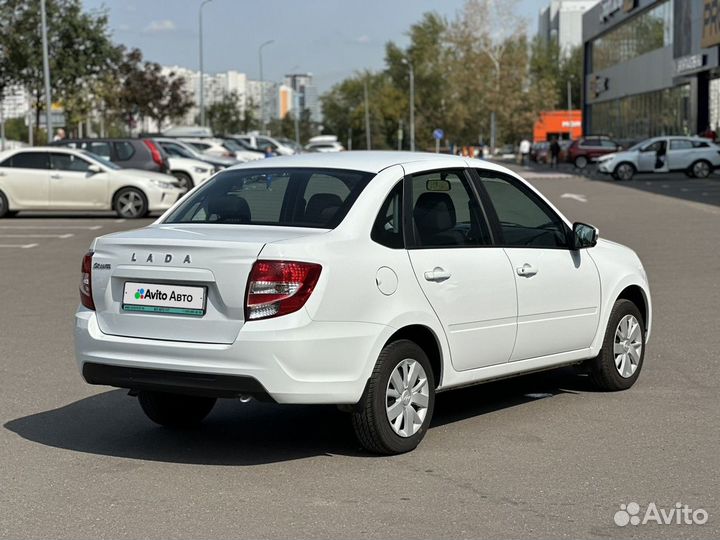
[[82, 0, 542, 92]]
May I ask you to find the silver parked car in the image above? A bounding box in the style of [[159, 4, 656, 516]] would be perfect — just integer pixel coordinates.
[[597, 136, 720, 181]]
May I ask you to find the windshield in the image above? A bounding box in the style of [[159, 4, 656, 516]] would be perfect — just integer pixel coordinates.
[[81, 150, 121, 170], [162, 142, 196, 159], [222, 139, 241, 151], [164, 167, 374, 228]]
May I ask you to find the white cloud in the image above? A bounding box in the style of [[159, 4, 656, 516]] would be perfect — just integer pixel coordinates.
[[144, 19, 176, 33], [355, 35, 370, 44]]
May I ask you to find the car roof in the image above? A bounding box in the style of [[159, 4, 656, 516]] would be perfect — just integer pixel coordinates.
[[0, 145, 79, 155], [226, 150, 513, 174]]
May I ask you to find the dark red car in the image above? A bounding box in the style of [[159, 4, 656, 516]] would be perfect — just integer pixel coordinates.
[[566, 137, 620, 169]]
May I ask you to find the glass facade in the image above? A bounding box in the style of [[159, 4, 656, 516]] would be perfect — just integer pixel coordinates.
[[590, 85, 690, 140], [591, 0, 673, 72]]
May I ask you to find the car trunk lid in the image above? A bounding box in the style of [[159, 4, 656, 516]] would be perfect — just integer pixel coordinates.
[[91, 224, 325, 344]]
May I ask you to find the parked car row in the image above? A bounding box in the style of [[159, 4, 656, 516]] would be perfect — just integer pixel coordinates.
[[0, 146, 184, 218], [528, 134, 720, 181]]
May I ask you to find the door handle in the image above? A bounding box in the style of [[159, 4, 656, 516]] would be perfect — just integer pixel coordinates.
[[424, 267, 451, 282], [50, 173, 61, 179], [516, 263, 538, 277]]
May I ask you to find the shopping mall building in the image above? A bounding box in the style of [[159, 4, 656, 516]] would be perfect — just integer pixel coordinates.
[[583, 0, 720, 142]]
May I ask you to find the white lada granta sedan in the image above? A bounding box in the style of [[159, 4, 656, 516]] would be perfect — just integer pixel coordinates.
[[75, 152, 651, 454]]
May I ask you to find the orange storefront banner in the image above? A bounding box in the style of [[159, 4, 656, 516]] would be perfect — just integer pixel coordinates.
[[533, 110, 582, 142]]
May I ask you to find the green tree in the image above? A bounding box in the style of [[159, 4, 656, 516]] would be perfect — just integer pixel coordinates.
[[0, 0, 120, 139], [386, 12, 450, 150], [206, 91, 243, 135], [139, 63, 193, 131], [559, 45, 583, 109]]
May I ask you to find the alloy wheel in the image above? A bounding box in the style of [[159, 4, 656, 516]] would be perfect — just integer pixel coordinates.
[[613, 314, 642, 378], [385, 358, 430, 437], [117, 191, 144, 218], [693, 161, 711, 178], [575, 156, 588, 169], [617, 164, 634, 181]]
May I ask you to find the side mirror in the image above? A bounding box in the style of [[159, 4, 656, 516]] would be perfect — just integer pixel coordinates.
[[572, 222, 598, 249], [88, 164, 102, 174]]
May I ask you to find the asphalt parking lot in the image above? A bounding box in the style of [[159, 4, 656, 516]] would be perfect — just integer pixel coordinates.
[[1, 169, 719, 539]]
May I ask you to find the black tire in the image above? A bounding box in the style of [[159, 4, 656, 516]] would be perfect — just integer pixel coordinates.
[[588, 299, 645, 391], [691, 159, 712, 179], [574, 155, 588, 169], [614, 162, 635, 181], [0, 190, 9, 218], [171, 171, 194, 192], [352, 339, 436, 455], [113, 187, 148, 219], [138, 391, 216, 428]]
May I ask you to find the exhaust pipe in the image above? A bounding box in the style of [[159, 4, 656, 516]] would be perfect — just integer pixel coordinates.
[[238, 394, 253, 403]]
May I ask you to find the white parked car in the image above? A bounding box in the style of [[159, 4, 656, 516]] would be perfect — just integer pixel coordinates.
[[235, 134, 295, 156], [305, 140, 345, 153], [597, 136, 720, 181], [0, 147, 184, 219], [180, 137, 262, 162], [166, 156, 214, 191], [155, 137, 236, 170], [75, 152, 651, 454]]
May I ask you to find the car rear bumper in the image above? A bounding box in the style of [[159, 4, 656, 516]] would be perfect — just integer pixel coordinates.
[[74, 308, 385, 404]]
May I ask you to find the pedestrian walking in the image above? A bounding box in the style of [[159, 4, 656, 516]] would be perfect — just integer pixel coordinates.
[[549, 137, 560, 168], [52, 128, 66, 142], [519, 138, 531, 166]]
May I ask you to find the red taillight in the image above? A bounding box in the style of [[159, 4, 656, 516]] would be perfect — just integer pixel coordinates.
[[245, 260, 322, 321], [143, 139, 164, 169], [80, 251, 95, 310]]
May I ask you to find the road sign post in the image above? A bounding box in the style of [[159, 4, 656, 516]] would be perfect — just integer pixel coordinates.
[[433, 128, 444, 153]]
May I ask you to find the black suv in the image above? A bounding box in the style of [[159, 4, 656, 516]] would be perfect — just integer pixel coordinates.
[[51, 138, 170, 173]]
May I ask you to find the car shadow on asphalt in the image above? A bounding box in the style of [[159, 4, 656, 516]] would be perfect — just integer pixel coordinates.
[[4, 367, 595, 465]]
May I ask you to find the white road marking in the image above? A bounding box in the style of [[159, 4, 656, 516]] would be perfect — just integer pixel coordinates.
[[560, 193, 588, 203], [0, 225, 102, 230], [0, 233, 74, 238], [0, 243, 38, 249]]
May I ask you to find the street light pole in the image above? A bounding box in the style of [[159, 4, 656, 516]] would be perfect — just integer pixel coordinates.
[[258, 40, 274, 134], [198, 0, 213, 127], [567, 78, 573, 140], [364, 77, 371, 149], [40, 0, 52, 143], [409, 62, 415, 152]]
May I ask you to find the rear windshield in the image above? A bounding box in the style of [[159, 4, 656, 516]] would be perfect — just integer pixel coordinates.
[[164, 167, 374, 228]]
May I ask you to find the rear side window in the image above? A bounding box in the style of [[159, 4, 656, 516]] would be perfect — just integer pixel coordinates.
[[164, 167, 373, 228], [670, 139, 693, 150], [371, 183, 403, 249], [114, 141, 135, 161], [86, 141, 112, 159], [4, 152, 49, 169], [409, 170, 491, 248]]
